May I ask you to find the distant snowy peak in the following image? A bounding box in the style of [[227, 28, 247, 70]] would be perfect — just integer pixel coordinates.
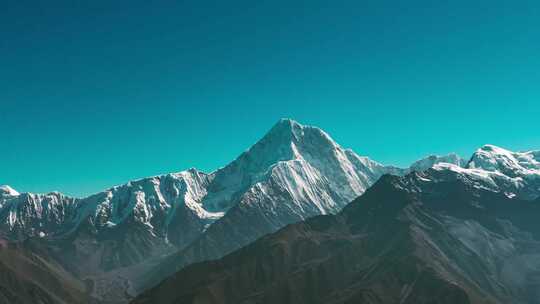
[[0, 190, 76, 238], [201, 119, 413, 228], [468, 144, 540, 176], [409, 153, 466, 172], [429, 145, 540, 200], [0, 185, 19, 197], [406, 145, 540, 178]]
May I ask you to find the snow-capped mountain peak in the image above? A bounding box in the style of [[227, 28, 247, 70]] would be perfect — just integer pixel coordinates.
[[241, 118, 339, 165], [468, 144, 540, 176], [409, 153, 466, 172], [265, 118, 305, 142], [200, 119, 349, 210], [0, 185, 19, 196], [427, 144, 540, 200], [239, 119, 389, 201]]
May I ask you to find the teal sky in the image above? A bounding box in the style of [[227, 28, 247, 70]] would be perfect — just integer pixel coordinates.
[[1, 1, 539, 197]]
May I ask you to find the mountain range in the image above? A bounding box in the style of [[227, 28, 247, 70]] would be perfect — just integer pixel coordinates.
[[1, 119, 539, 304]]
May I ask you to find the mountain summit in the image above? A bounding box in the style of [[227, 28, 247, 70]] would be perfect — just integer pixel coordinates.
[[432, 144, 540, 200], [0, 185, 19, 197], [468, 144, 540, 176]]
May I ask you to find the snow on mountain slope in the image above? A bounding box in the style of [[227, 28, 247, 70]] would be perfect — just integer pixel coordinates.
[[200, 118, 407, 232], [432, 145, 540, 200], [210, 119, 392, 208], [409, 153, 466, 172], [0, 185, 19, 197], [0, 190, 78, 239], [200, 119, 391, 213], [0, 170, 217, 246], [73, 169, 220, 245], [468, 144, 540, 177]]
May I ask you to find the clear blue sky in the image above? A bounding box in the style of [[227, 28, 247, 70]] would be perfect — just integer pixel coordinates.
[[1, 0, 539, 197]]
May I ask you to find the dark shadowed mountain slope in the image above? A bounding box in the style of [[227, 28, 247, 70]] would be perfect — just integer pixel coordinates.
[[0, 239, 98, 304], [132, 167, 540, 304]]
